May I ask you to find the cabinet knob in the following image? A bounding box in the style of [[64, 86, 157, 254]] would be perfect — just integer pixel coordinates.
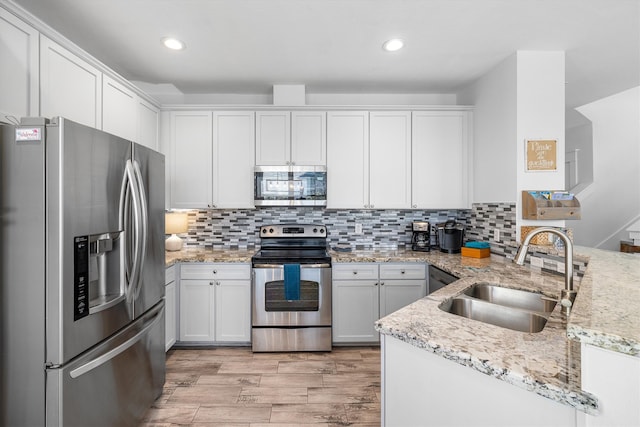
[[374, 282, 378, 286], [401, 270, 405, 274], [213, 270, 217, 274], [380, 282, 385, 286], [216, 281, 220, 286], [209, 282, 214, 286], [353, 271, 358, 275], [412, 204, 417, 208]]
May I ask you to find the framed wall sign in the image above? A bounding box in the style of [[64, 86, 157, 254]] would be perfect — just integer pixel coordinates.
[[526, 139, 557, 171]]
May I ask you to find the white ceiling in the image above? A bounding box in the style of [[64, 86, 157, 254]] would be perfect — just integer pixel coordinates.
[[10, 0, 640, 109]]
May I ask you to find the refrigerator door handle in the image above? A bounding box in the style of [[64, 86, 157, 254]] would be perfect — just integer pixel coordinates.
[[131, 160, 148, 301], [120, 159, 143, 305], [69, 302, 163, 379]]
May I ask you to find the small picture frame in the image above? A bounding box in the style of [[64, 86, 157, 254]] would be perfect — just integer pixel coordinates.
[[525, 139, 557, 172]]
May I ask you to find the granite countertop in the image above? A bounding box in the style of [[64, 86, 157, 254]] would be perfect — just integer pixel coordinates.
[[366, 246, 640, 415], [165, 247, 255, 267], [166, 245, 640, 414]]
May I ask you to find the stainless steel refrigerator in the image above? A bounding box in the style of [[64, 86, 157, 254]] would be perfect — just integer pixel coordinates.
[[0, 117, 166, 426]]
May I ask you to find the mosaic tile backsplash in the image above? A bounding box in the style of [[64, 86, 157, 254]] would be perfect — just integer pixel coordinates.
[[182, 207, 470, 250], [178, 201, 586, 276]]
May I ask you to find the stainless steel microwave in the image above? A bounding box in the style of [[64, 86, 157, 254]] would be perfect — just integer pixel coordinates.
[[254, 166, 327, 206]]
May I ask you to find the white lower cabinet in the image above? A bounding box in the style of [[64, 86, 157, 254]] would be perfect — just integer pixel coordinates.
[[164, 265, 177, 351], [179, 263, 251, 344], [332, 263, 426, 343]]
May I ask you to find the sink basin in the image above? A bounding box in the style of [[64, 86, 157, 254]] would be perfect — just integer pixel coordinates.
[[462, 283, 557, 313], [441, 297, 549, 333]]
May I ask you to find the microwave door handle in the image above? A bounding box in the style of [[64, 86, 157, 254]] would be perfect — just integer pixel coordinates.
[[131, 160, 148, 300]]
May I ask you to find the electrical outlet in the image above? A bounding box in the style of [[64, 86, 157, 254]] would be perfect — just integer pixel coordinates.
[[493, 228, 500, 242], [355, 223, 363, 234]]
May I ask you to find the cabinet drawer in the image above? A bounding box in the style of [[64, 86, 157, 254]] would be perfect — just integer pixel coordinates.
[[333, 263, 379, 280], [379, 263, 426, 280], [180, 263, 251, 280], [165, 265, 176, 285]]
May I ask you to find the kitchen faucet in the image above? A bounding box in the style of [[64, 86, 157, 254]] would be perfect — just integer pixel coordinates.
[[514, 227, 576, 314]]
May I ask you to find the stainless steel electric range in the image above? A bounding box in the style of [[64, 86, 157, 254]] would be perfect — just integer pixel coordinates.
[[251, 224, 332, 352]]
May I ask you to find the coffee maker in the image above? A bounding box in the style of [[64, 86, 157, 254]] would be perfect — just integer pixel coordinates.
[[436, 220, 465, 253], [411, 221, 431, 251]]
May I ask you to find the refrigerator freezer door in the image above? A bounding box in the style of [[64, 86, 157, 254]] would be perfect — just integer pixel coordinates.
[[133, 143, 166, 318], [46, 118, 135, 366], [46, 300, 165, 427]]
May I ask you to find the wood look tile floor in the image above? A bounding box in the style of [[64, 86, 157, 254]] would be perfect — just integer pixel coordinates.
[[141, 346, 381, 426]]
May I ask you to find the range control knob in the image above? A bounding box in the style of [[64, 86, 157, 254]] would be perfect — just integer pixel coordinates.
[[313, 228, 318, 233], [320, 228, 325, 234], [269, 228, 274, 234], [262, 228, 267, 234]]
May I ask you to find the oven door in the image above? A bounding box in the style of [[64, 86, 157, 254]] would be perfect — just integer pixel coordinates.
[[252, 266, 331, 327]]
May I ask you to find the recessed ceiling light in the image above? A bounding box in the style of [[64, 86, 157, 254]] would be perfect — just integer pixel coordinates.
[[382, 38, 404, 52], [162, 37, 186, 51]]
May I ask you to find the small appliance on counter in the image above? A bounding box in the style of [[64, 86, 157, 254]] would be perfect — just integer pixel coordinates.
[[436, 220, 465, 253], [411, 221, 431, 252]]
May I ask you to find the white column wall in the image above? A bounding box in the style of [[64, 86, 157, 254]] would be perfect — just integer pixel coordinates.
[[515, 51, 567, 239]]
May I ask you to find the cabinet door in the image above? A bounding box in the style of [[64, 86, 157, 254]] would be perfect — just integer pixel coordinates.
[[369, 111, 411, 209], [102, 75, 137, 141], [0, 7, 39, 118], [326, 111, 369, 209], [40, 36, 102, 129], [165, 280, 176, 351], [379, 279, 427, 318], [179, 279, 215, 342], [170, 111, 213, 208], [412, 111, 470, 209], [214, 280, 251, 342], [255, 111, 290, 165], [213, 111, 255, 208], [332, 280, 379, 343], [137, 98, 159, 150], [291, 111, 326, 165]]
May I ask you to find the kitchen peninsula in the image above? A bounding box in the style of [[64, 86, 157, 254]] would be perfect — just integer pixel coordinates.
[[369, 247, 640, 427]]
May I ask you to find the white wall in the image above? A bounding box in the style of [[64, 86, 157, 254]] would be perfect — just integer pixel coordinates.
[[572, 86, 640, 249], [565, 121, 594, 190], [457, 54, 517, 203], [516, 51, 567, 237]]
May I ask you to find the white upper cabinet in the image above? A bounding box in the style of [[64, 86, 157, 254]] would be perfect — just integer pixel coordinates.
[[137, 98, 159, 150], [0, 7, 39, 119], [256, 111, 326, 165], [212, 111, 255, 209], [102, 75, 137, 141], [326, 111, 369, 209], [255, 111, 290, 165], [170, 111, 213, 208], [327, 111, 411, 209], [40, 35, 102, 129], [412, 111, 471, 209], [291, 111, 327, 165], [369, 111, 412, 209]]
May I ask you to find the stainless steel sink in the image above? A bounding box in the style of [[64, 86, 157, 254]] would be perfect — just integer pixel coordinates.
[[462, 283, 557, 313], [439, 283, 559, 333], [440, 297, 549, 333]]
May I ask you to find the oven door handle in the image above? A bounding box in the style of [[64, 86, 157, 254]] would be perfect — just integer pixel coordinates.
[[252, 263, 331, 269]]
